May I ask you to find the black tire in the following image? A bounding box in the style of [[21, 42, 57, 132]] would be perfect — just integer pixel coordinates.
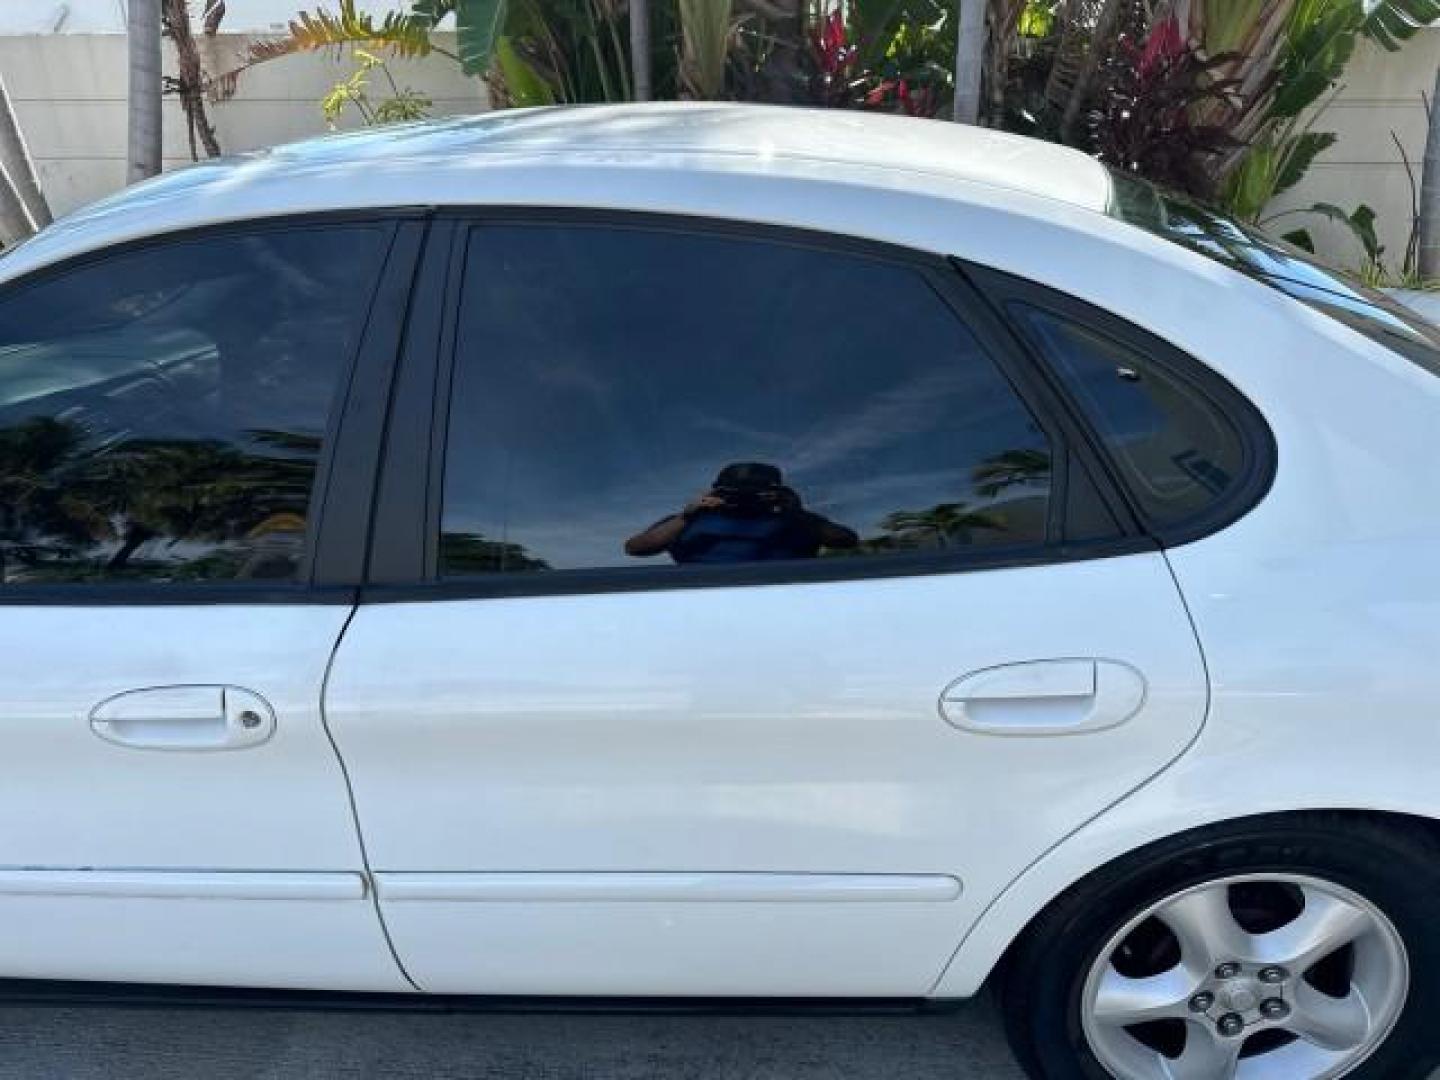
[[999, 812, 1440, 1079]]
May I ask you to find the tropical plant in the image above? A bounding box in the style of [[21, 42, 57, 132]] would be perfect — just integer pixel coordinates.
[[972, 447, 1051, 497], [804, 2, 859, 105], [323, 50, 435, 126], [162, 0, 224, 160], [440, 532, 551, 571], [1274, 127, 1437, 285], [877, 502, 1005, 546], [860, 0, 955, 116], [1089, 15, 1240, 199], [222, 0, 645, 114], [679, 0, 737, 97], [0, 74, 49, 232], [1213, 0, 1440, 220]]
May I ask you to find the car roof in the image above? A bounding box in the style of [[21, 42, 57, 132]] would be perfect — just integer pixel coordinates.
[[2, 104, 1118, 280]]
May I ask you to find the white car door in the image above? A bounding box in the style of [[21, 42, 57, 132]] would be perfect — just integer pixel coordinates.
[[323, 215, 1224, 996], [0, 218, 423, 991]]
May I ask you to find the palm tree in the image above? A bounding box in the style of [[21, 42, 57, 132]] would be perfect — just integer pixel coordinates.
[[952, 0, 986, 122], [128, 0, 164, 182], [1419, 64, 1440, 278], [0, 73, 50, 231], [631, 0, 653, 100], [879, 502, 1004, 547], [973, 448, 1051, 498], [0, 170, 32, 248], [162, 0, 223, 160]]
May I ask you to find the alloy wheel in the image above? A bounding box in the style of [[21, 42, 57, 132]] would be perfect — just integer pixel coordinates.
[[1079, 873, 1409, 1079]]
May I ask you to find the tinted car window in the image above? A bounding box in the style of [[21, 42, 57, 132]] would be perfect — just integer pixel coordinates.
[[0, 226, 388, 584], [440, 224, 1054, 577], [1010, 304, 1244, 528], [1106, 171, 1440, 372]]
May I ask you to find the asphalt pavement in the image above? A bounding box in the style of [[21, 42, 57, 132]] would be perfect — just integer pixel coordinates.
[[0, 997, 1026, 1080]]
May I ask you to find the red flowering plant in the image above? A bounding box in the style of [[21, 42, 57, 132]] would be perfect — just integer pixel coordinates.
[[858, 1, 950, 118], [1089, 15, 1241, 200], [806, 6, 861, 106]]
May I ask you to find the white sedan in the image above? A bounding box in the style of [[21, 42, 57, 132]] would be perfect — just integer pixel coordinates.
[[0, 104, 1435, 1080]]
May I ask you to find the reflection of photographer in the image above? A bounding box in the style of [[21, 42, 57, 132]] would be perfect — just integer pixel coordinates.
[[625, 462, 858, 564]]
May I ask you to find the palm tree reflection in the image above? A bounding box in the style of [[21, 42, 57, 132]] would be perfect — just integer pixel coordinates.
[[0, 417, 323, 582]]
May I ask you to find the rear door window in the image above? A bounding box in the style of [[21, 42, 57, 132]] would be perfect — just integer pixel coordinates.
[[437, 222, 1069, 582]]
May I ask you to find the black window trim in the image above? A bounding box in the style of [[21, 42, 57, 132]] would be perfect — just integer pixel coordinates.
[[0, 209, 430, 606], [360, 207, 1157, 605], [959, 260, 1278, 548]]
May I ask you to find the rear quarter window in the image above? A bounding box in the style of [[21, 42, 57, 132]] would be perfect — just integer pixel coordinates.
[[964, 262, 1274, 543]]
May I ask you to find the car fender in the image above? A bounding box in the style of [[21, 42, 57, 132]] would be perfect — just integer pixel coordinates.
[[928, 731, 1440, 998]]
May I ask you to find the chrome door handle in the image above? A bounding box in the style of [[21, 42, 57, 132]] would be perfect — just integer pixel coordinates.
[[939, 659, 1146, 736], [89, 685, 276, 750]]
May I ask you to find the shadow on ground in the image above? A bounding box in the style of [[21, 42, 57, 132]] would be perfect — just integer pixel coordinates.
[[0, 998, 1026, 1080]]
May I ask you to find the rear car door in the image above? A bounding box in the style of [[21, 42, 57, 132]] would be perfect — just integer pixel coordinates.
[[0, 217, 421, 990], [324, 214, 1215, 996]]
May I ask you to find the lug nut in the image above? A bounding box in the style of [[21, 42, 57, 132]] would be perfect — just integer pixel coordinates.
[[1260, 997, 1290, 1020], [1217, 1012, 1246, 1038], [1214, 962, 1242, 980], [1257, 965, 1288, 984], [1188, 991, 1215, 1013]]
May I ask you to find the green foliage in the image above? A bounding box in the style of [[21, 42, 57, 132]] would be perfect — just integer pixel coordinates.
[[1274, 130, 1338, 193], [1202, 0, 1271, 55], [244, 0, 448, 67], [501, 0, 634, 103], [1016, 0, 1054, 40], [1268, 0, 1359, 120], [1363, 0, 1440, 51], [494, 35, 557, 105], [457, 0, 509, 75], [1278, 201, 1384, 278], [1212, 0, 1437, 223], [321, 49, 433, 127], [1262, 0, 1440, 123], [1305, 200, 1381, 260], [679, 0, 737, 98]]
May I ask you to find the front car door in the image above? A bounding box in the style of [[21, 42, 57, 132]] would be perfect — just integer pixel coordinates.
[[324, 214, 1211, 995], [0, 217, 419, 990]]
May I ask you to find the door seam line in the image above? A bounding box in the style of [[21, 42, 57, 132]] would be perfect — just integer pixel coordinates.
[[320, 603, 423, 992]]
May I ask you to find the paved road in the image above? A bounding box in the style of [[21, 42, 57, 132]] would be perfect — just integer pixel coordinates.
[[0, 998, 1025, 1080]]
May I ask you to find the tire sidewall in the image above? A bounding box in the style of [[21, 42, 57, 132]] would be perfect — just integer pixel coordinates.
[[1007, 817, 1440, 1080]]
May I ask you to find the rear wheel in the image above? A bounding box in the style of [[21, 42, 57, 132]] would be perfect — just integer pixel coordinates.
[[999, 813, 1440, 1079]]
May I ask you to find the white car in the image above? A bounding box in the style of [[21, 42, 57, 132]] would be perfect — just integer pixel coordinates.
[[0, 104, 1435, 1080]]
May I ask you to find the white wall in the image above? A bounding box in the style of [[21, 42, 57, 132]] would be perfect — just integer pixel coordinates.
[[0, 30, 486, 217], [1264, 32, 1440, 270], [1, 0, 420, 34]]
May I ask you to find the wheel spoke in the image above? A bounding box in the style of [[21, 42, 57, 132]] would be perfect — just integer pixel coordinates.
[[1092, 964, 1198, 1026], [1256, 885, 1372, 972], [1155, 885, 1251, 972], [1081, 874, 1409, 1080], [1287, 982, 1372, 1051], [1164, 1021, 1242, 1080]]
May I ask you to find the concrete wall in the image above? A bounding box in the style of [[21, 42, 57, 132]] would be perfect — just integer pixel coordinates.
[[1259, 32, 1440, 271], [0, 31, 486, 217]]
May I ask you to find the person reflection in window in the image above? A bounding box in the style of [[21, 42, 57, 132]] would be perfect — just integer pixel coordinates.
[[625, 462, 858, 564]]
